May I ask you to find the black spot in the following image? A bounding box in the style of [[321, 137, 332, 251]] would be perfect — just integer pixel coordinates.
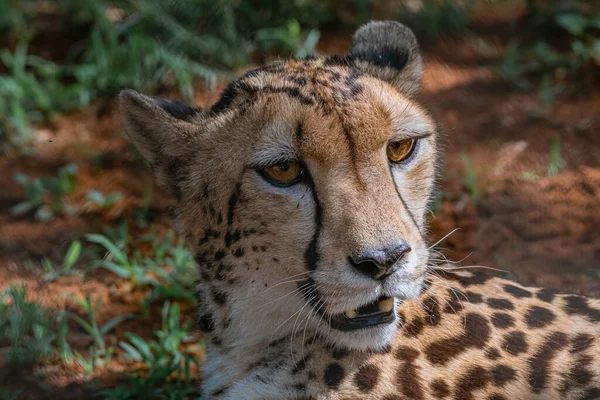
[[210, 386, 228, 397], [563, 295, 600, 322], [395, 346, 423, 400], [213, 250, 226, 261], [464, 291, 483, 303], [485, 347, 501, 360], [288, 75, 307, 86], [444, 289, 465, 313], [525, 306, 556, 328], [455, 366, 489, 400], [491, 365, 517, 386], [435, 270, 493, 286], [224, 231, 234, 248], [503, 284, 532, 298], [527, 331, 568, 393], [491, 312, 515, 329], [233, 247, 245, 257], [198, 313, 214, 333], [503, 331, 528, 356], [425, 313, 490, 365], [430, 379, 450, 398], [324, 362, 345, 389], [537, 288, 556, 303], [403, 317, 425, 337], [213, 289, 228, 305], [487, 298, 514, 310], [571, 333, 594, 353], [464, 313, 491, 347], [395, 346, 420, 362], [354, 364, 380, 392], [562, 354, 593, 393], [332, 347, 348, 360], [292, 354, 311, 374]]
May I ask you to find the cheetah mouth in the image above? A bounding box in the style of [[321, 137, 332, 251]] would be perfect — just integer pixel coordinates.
[[328, 296, 395, 331]]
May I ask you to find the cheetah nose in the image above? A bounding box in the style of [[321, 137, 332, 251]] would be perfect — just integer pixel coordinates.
[[350, 243, 411, 281]]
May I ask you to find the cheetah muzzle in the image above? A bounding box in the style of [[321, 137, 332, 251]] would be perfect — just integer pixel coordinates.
[[120, 20, 600, 400]]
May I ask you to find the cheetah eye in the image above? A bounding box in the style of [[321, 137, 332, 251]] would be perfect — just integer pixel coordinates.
[[387, 139, 416, 163], [260, 161, 304, 187]]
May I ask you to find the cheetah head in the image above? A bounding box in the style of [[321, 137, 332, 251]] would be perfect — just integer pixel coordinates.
[[120, 21, 437, 352]]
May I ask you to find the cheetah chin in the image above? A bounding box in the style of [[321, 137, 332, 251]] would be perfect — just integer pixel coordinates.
[[120, 20, 600, 400]]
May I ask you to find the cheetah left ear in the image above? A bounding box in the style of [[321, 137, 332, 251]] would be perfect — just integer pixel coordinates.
[[119, 89, 203, 198], [349, 21, 422, 97]]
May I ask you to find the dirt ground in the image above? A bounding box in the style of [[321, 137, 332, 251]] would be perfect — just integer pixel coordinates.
[[1, 7, 599, 399]]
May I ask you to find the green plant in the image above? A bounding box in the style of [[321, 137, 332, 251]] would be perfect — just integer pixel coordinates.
[[41, 239, 83, 282], [0, 286, 56, 366], [103, 302, 199, 399], [85, 190, 123, 212], [87, 229, 196, 303], [460, 152, 479, 205], [68, 293, 133, 372], [85, 233, 156, 287], [135, 185, 153, 228], [10, 164, 78, 221], [547, 134, 566, 176]]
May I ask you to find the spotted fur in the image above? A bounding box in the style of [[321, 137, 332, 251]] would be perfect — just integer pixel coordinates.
[[120, 21, 600, 400]]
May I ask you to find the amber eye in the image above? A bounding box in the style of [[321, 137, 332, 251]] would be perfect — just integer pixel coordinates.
[[261, 161, 303, 186], [387, 139, 416, 163]]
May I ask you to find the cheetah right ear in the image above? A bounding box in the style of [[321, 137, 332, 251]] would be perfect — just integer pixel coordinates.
[[119, 89, 202, 197], [349, 21, 423, 97]]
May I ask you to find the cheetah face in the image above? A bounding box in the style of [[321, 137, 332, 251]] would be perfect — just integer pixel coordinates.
[[120, 22, 437, 351]]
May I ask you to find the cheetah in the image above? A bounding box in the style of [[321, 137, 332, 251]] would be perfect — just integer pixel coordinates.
[[120, 21, 600, 400]]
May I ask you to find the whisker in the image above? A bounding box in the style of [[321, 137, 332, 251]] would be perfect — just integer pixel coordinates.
[[434, 264, 508, 273], [428, 228, 460, 250]]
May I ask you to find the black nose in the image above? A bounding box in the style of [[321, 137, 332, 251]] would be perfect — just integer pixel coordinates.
[[350, 243, 411, 280]]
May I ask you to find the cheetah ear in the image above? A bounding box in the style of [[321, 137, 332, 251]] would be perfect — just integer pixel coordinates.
[[119, 89, 202, 197], [349, 21, 423, 97]]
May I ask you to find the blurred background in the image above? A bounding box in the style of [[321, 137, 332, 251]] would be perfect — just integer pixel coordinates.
[[0, 0, 599, 398]]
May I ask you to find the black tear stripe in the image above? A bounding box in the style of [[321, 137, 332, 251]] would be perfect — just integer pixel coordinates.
[[227, 183, 241, 226], [386, 163, 426, 243], [304, 172, 323, 271]]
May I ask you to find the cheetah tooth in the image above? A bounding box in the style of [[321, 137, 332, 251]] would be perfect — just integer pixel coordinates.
[[378, 298, 394, 313], [345, 310, 358, 319]]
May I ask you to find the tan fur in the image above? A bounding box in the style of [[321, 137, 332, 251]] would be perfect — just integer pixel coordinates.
[[120, 21, 600, 400]]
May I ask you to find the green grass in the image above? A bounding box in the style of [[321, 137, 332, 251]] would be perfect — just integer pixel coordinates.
[[42, 239, 83, 282], [10, 163, 78, 221], [547, 134, 566, 176], [68, 294, 133, 373], [0, 286, 59, 368], [103, 302, 199, 399]]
